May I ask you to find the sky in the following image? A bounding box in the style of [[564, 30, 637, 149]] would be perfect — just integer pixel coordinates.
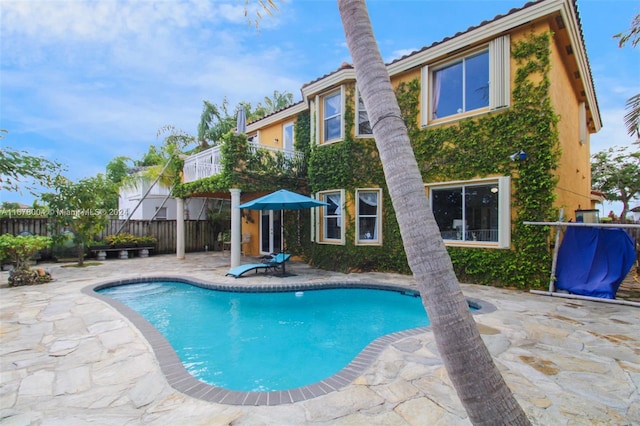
[[1, 0, 639, 215]]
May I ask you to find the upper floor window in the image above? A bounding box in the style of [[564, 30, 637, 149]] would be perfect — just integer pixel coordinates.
[[356, 189, 381, 245], [426, 177, 511, 248], [283, 121, 294, 153], [318, 190, 344, 243], [323, 91, 342, 143], [356, 92, 372, 136], [422, 35, 510, 125], [431, 50, 489, 120]]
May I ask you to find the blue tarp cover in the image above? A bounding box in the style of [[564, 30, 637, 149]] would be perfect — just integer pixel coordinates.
[[556, 227, 636, 299]]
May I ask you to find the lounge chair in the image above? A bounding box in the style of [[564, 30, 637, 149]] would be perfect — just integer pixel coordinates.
[[225, 253, 291, 278]]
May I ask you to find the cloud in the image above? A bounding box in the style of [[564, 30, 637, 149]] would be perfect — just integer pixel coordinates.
[[591, 107, 637, 154], [0, 1, 235, 42]]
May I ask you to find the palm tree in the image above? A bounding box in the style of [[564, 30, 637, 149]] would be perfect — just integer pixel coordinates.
[[262, 89, 294, 114], [197, 99, 237, 147], [615, 14, 640, 139], [337, 1, 530, 424]]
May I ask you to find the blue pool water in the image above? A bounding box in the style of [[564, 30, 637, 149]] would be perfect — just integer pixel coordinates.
[[99, 282, 430, 392]]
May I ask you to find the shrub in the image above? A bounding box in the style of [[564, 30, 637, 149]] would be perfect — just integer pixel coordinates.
[[105, 233, 137, 246], [0, 234, 51, 270], [0, 234, 53, 286], [104, 233, 157, 246]]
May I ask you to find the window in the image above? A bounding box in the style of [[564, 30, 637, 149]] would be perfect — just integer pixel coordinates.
[[356, 189, 381, 244], [283, 121, 294, 155], [323, 91, 342, 142], [155, 207, 167, 220], [356, 92, 372, 136], [427, 177, 510, 248], [422, 35, 510, 124], [319, 190, 343, 243], [431, 50, 489, 120]]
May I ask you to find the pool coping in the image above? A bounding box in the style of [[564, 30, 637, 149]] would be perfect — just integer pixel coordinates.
[[83, 276, 495, 406]]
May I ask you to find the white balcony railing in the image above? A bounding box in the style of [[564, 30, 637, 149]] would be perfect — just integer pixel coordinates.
[[182, 142, 304, 183], [182, 146, 224, 183]]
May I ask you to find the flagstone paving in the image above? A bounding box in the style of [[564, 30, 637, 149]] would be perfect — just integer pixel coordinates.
[[1, 253, 638, 425]]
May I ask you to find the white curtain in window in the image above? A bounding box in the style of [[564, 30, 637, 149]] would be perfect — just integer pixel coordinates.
[[359, 192, 377, 206], [358, 192, 378, 239], [326, 94, 341, 115], [431, 67, 441, 120], [326, 193, 341, 228], [357, 95, 371, 134]]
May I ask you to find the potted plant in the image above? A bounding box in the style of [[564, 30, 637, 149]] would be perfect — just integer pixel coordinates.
[[87, 239, 110, 250], [105, 233, 137, 248], [0, 233, 53, 286], [136, 235, 157, 248]]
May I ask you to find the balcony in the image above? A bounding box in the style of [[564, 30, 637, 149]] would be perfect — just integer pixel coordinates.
[[182, 142, 305, 183]]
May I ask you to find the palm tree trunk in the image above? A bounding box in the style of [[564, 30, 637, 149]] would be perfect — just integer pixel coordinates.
[[76, 243, 84, 267], [337, 1, 530, 424]]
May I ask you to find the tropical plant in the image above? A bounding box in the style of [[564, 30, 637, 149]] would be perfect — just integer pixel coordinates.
[[106, 156, 133, 185], [136, 235, 158, 245], [615, 14, 640, 139], [337, 0, 529, 423], [104, 233, 156, 246], [591, 145, 640, 221], [0, 130, 64, 195], [42, 175, 115, 266], [261, 89, 294, 114], [104, 233, 138, 246], [0, 233, 52, 286], [197, 99, 237, 147], [0, 233, 51, 271]]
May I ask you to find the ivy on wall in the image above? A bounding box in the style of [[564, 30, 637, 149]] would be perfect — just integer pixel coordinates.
[[308, 32, 560, 288], [173, 127, 309, 198], [307, 85, 409, 273], [174, 32, 560, 288]]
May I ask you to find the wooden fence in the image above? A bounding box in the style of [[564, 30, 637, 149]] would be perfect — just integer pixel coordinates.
[[0, 218, 219, 255]]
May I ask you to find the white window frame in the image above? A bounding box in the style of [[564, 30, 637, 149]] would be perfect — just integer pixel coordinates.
[[425, 176, 511, 248], [316, 189, 345, 244], [355, 188, 382, 245], [421, 35, 510, 126], [321, 88, 344, 144], [429, 49, 490, 120], [355, 89, 372, 137]]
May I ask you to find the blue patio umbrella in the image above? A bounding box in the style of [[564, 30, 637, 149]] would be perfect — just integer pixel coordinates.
[[238, 189, 329, 275], [238, 189, 329, 211]]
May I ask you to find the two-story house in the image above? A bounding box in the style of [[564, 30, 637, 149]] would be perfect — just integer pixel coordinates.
[[177, 0, 600, 288]]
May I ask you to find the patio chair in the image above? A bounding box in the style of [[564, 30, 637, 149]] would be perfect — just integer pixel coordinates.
[[224, 253, 291, 278], [265, 252, 291, 275]]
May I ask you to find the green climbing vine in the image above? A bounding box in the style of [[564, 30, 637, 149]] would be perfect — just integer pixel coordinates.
[[174, 32, 560, 288], [309, 32, 560, 288], [173, 120, 310, 198]]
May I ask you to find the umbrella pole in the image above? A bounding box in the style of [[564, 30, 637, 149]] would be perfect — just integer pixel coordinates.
[[281, 210, 286, 276]]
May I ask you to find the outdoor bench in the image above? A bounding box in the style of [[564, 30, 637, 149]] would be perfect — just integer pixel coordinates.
[[90, 246, 155, 260]]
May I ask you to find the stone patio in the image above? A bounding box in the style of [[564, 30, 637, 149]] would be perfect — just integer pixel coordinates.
[[1, 252, 638, 425]]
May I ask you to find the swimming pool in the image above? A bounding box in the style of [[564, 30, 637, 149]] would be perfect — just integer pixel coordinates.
[[88, 278, 487, 405], [98, 281, 430, 392]]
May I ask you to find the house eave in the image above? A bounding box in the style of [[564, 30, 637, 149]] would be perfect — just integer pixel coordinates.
[[246, 101, 308, 133], [301, 68, 356, 100], [384, 0, 600, 132]]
